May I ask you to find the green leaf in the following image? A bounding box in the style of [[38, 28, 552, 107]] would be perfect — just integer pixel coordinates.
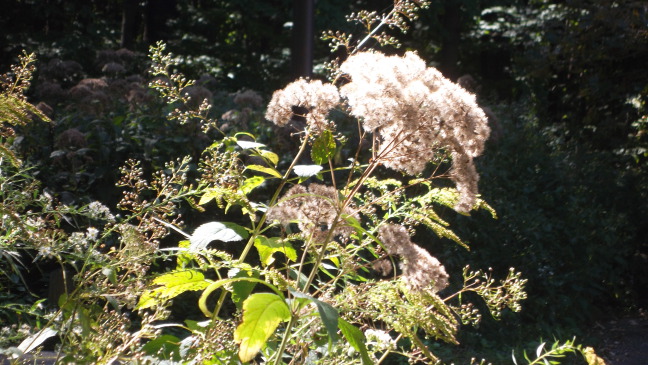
[[293, 164, 323, 177], [246, 164, 282, 178], [199, 277, 285, 317], [234, 293, 291, 363], [17, 328, 57, 355], [142, 335, 181, 361], [236, 140, 266, 149], [289, 288, 339, 344], [261, 150, 279, 167], [311, 130, 336, 165], [229, 268, 260, 309], [189, 222, 249, 250], [198, 188, 221, 205], [254, 236, 297, 266], [137, 270, 210, 309], [338, 318, 373, 365], [240, 176, 265, 194]]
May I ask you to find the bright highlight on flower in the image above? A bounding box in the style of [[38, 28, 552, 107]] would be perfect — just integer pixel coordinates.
[[340, 51, 490, 212], [266, 51, 490, 213], [265, 78, 339, 134], [378, 223, 449, 292]]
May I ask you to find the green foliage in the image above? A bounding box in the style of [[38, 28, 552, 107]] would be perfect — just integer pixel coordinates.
[[512, 338, 606, 365], [234, 293, 291, 362], [1, 1, 625, 363]]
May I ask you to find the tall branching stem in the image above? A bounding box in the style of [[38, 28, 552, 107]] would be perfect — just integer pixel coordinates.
[[212, 133, 312, 318]]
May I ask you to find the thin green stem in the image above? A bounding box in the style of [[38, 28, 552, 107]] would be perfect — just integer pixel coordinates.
[[272, 315, 298, 365], [212, 132, 312, 318]]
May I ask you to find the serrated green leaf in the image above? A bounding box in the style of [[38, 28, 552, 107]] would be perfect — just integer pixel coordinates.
[[137, 270, 210, 309], [240, 176, 265, 194], [254, 236, 297, 266], [189, 222, 249, 250], [246, 164, 282, 178], [199, 277, 285, 318], [311, 130, 336, 165], [289, 288, 339, 344], [338, 319, 372, 365], [261, 150, 279, 167], [198, 188, 220, 205], [234, 293, 291, 363]]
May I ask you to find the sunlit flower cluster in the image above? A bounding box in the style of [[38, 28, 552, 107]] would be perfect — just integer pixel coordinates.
[[378, 223, 449, 292], [265, 78, 340, 134], [340, 51, 490, 212], [268, 183, 358, 242]]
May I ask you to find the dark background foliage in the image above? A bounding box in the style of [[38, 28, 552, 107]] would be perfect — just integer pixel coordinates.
[[1, 0, 647, 362]]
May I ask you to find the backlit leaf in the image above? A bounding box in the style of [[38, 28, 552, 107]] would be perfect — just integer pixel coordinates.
[[311, 130, 336, 165], [254, 236, 297, 266], [189, 222, 249, 250], [246, 164, 282, 178], [137, 270, 210, 309], [234, 293, 291, 362], [293, 164, 323, 177]]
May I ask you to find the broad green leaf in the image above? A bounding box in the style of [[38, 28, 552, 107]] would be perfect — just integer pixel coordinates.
[[293, 164, 323, 177], [338, 318, 373, 365], [142, 334, 181, 361], [189, 222, 249, 250], [176, 240, 193, 269], [288, 288, 339, 344], [246, 164, 282, 178], [198, 188, 221, 205], [236, 140, 266, 149], [240, 176, 265, 194], [254, 236, 297, 266], [234, 293, 291, 363], [137, 270, 210, 309], [199, 277, 285, 317], [229, 268, 260, 309], [17, 328, 57, 355], [261, 150, 279, 166], [311, 130, 336, 165]]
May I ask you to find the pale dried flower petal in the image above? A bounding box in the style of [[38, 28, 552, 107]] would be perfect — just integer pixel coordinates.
[[268, 183, 357, 242], [265, 79, 340, 133], [378, 223, 449, 292], [340, 51, 490, 212]]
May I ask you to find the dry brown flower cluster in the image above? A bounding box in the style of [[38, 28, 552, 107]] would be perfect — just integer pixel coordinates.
[[378, 223, 449, 292], [265, 51, 489, 212], [268, 183, 358, 243], [265, 79, 339, 134], [340, 51, 490, 212]]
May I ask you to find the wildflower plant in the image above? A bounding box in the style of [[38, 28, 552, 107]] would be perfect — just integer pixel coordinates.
[[2, 2, 610, 364], [129, 3, 528, 364]]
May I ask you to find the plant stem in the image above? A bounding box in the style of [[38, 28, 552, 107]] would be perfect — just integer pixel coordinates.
[[212, 132, 312, 318], [273, 315, 298, 365]]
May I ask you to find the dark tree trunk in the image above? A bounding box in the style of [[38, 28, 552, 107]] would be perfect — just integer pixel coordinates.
[[292, 0, 314, 78], [439, 2, 461, 80], [144, 0, 178, 44], [121, 0, 140, 49]]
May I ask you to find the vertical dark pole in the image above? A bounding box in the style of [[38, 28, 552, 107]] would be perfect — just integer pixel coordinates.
[[293, 0, 314, 78], [121, 0, 140, 49]]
